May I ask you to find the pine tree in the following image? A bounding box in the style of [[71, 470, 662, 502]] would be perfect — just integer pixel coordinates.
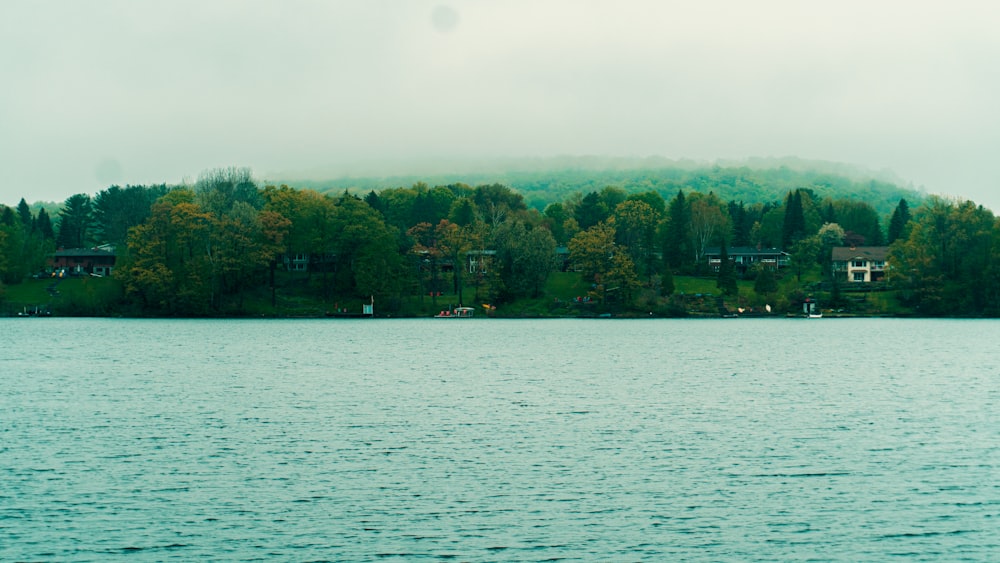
[[716, 239, 738, 295], [663, 190, 691, 270], [887, 198, 911, 244], [17, 198, 32, 230], [782, 190, 805, 249]]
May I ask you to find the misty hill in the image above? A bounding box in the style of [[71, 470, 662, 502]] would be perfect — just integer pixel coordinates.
[[281, 156, 923, 216]]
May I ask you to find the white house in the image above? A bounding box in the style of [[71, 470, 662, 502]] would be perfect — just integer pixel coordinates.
[[832, 246, 889, 282]]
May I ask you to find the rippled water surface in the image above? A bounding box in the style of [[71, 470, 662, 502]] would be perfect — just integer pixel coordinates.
[[2, 318, 998, 561]]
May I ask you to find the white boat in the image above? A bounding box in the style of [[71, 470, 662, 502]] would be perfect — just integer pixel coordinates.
[[435, 306, 475, 318]]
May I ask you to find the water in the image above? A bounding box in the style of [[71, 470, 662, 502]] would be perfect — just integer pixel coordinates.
[[1, 318, 998, 561]]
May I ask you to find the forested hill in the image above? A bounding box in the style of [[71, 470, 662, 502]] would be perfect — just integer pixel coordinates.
[[285, 157, 923, 216]]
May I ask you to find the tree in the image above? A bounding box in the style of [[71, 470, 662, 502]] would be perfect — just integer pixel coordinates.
[[789, 235, 821, 282], [116, 189, 215, 315], [56, 194, 93, 249], [542, 202, 570, 244], [663, 190, 691, 270], [753, 264, 778, 296], [493, 221, 557, 300], [716, 239, 739, 296], [196, 166, 261, 217], [817, 222, 846, 277], [36, 208, 55, 240], [408, 221, 444, 305], [568, 222, 616, 283], [888, 197, 996, 315], [887, 198, 912, 244], [93, 184, 167, 246], [448, 197, 480, 228], [575, 191, 609, 230], [17, 199, 32, 230], [332, 196, 403, 303], [612, 199, 658, 278], [835, 199, 884, 246], [782, 189, 805, 249], [688, 193, 730, 268]]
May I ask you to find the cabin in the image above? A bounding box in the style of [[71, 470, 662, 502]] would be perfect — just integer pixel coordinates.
[[50, 246, 116, 277], [704, 246, 790, 274], [832, 246, 889, 282]]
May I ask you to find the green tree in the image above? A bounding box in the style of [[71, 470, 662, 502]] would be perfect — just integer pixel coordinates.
[[93, 184, 167, 246], [663, 190, 691, 270], [575, 191, 609, 230], [716, 239, 738, 296], [448, 197, 480, 227], [196, 167, 261, 217], [789, 235, 821, 282], [493, 221, 558, 300], [16, 198, 32, 230], [36, 208, 55, 241], [887, 198, 912, 244], [782, 189, 805, 249], [568, 222, 616, 284], [612, 199, 658, 278], [117, 189, 215, 315], [753, 264, 778, 296], [57, 194, 93, 249], [835, 199, 884, 246], [689, 192, 730, 269]]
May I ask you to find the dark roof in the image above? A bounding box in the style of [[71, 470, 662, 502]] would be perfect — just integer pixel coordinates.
[[704, 247, 789, 257], [831, 246, 889, 261], [54, 247, 116, 258]]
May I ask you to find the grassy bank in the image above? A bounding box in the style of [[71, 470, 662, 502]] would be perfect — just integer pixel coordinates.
[[1, 269, 908, 318]]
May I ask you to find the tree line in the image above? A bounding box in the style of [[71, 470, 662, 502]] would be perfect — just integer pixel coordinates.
[[3, 165, 999, 316]]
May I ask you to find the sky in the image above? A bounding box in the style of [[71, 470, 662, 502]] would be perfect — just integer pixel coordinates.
[[2, 0, 999, 210]]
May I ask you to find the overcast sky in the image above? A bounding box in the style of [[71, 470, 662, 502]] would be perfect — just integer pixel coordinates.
[[2, 1, 999, 211]]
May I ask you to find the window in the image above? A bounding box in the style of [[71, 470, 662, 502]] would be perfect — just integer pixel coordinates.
[[853, 272, 866, 282], [852, 260, 865, 268]]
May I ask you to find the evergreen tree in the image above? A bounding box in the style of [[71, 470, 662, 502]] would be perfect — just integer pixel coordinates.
[[782, 189, 805, 249], [663, 190, 691, 270], [574, 191, 609, 230], [57, 194, 93, 248], [17, 198, 33, 230], [660, 267, 675, 297], [363, 190, 384, 215], [36, 208, 55, 240], [887, 198, 912, 244], [716, 239, 738, 295], [753, 265, 778, 296]]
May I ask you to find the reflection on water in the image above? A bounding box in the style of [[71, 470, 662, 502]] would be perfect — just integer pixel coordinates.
[[2, 318, 998, 561]]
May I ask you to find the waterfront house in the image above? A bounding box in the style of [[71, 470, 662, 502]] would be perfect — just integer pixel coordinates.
[[50, 246, 116, 277], [705, 246, 790, 274], [832, 246, 889, 282]]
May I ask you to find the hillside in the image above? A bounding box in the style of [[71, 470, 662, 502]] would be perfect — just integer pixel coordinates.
[[281, 156, 923, 216]]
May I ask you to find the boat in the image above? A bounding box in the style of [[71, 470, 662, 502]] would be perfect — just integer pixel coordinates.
[[435, 306, 475, 318], [17, 306, 51, 317]]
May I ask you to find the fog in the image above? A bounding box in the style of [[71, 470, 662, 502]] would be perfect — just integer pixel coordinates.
[[2, 1, 998, 210]]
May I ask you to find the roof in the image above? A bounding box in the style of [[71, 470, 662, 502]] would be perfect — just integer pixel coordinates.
[[704, 246, 789, 257], [54, 247, 116, 258], [831, 246, 889, 261]]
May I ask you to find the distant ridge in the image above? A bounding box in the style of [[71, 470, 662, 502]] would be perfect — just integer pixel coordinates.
[[269, 156, 922, 216]]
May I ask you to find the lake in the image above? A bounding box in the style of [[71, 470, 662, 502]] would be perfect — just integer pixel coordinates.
[[1, 318, 997, 561]]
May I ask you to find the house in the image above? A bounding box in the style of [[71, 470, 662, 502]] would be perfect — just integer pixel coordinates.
[[465, 249, 496, 274], [704, 246, 790, 274], [280, 252, 336, 272], [832, 246, 889, 282], [50, 246, 116, 277]]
